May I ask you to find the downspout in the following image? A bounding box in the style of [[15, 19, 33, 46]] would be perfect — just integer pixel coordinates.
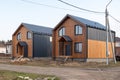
[[32, 32, 34, 58], [86, 25, 88, 62]]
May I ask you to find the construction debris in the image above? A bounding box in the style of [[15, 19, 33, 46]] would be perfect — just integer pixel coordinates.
[[10, 56, 31, 64], [17, 76, 33, 80], [16, 76, 56, 80]]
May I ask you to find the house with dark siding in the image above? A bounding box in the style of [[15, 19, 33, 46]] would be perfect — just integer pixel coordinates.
[[12, 23, 53, 58], [115, 37, 120, 60], [52, 14, 115, 62]]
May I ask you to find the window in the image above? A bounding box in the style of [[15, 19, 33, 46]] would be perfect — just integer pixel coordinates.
[[59, 27, 65, 36], [17, 33, 21, 40], [75, 25, 82, 35], [27, 31, 32, 39], [75, 42, 82, 53], [50, 37, 52, 42]]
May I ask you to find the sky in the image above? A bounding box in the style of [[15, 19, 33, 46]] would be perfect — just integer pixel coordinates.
[[0, 0, 120, 41]]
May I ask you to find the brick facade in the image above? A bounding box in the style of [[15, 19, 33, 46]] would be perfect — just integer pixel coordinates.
[[53, 17, 87, 59], [12, 25, 32, 58]]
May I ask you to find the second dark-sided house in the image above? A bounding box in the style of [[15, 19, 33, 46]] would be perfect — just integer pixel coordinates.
[[52, 14, 115, 62], [115, 37, 120, 60], [12, 23, 53, 58]]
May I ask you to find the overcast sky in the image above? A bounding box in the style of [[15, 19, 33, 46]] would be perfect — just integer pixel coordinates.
[[0, 0, 120, 41]]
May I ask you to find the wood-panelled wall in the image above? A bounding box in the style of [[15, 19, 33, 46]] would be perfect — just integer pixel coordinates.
[[88, 39, 113, 58]]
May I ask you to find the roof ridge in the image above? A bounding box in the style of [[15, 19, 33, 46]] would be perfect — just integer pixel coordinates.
[[21, 22, 53, 35], [68, 14, 100, 24], [67, 14, 106, 30], [22, 22, 52, 29]]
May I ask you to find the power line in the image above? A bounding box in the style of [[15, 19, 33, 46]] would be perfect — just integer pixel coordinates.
[[21, 0, 120, 25], [109, 14, 120, 24], [58, 0, 105, 14], [58, 0, 120, 24], [21, 0, 86, 12]]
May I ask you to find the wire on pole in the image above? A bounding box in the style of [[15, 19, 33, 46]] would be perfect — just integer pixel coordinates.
[[58, 0, 105, 14], [109, 14, 120, 24]]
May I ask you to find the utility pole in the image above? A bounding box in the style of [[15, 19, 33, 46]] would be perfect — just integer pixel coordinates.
[[105, 0, 116, 65], [107, 17, 117, 64], [105, 8, 109, 65]]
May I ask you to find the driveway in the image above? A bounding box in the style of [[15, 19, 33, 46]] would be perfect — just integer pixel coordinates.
[[0, 64, 120, 80]]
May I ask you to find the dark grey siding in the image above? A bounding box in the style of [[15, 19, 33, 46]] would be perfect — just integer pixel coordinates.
[[88, 27, 115, 42], [33, 33, 52, 57]]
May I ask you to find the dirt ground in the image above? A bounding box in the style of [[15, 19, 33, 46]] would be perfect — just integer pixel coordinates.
[[0, 57, 120, 80], [0, 63, 120, 80]]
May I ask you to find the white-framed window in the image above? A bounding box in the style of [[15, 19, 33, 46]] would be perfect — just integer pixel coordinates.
[[75, 42, 82, 53], [75, 25, 82, 35], [59, 27, 65, 36], [27, 31, 32, 39], [17, 33, 21, 40]]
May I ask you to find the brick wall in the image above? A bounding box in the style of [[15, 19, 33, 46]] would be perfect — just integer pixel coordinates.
[[12, 25, 32, 57]]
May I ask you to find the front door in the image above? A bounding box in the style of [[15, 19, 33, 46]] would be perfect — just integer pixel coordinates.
[[17, 42, 28, 57], [23, 46, 28, 57], [65, 44, 71, 56]]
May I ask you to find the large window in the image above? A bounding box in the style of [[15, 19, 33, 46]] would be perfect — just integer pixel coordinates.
[[59, 27, 65, 36], [75, 25, 82, 35], [75, 42, 82, 53], [17, 33, 21, 40], [27, 31, 32, 39]]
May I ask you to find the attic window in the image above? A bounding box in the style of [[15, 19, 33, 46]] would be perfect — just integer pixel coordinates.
[[27, 31, 32, 39], [17, 33, 21, 40], [75, 25, 82, 35], [59, 27, 65, 36]]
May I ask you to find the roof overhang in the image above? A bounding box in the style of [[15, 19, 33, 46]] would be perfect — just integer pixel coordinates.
[[18, 41, 27, 47], [59, 35, 72, 42]]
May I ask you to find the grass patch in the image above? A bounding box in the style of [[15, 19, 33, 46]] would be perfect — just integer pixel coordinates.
[[1, 57, 120, 68], [61, 61, 120, 68], [0, 70, 60, 80], [24, 60, 120, 69]]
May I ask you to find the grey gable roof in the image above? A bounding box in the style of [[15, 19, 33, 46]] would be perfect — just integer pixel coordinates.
[[68, 14, 106, 30], [22, 23, 53, 35]]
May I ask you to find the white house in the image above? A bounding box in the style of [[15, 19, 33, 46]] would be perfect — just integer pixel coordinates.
[[0, 47, 6, 53], [0, 41, 6, 53]]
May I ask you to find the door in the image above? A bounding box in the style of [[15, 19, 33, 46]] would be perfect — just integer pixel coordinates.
[[65, 44, 71, 56], [23, 46, 28, 57]]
